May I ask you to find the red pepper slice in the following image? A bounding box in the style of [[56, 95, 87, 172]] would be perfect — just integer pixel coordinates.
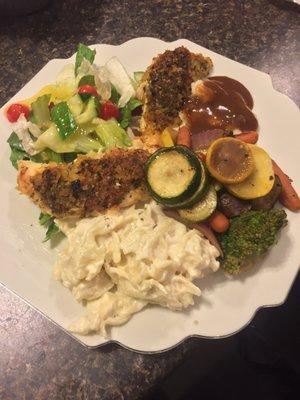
[[6, 103, 30, 122], [78, 85, 99, 100], [100, 100, 120, 120]]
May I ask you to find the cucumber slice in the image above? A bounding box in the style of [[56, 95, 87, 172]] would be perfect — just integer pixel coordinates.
[[50, 102, 77, 140], [67, 94, 84, 117], [75, 96, 98, 125], [145, 146, 201, 206], [178, 185, 217, 222], [31, 94, 51, 129]]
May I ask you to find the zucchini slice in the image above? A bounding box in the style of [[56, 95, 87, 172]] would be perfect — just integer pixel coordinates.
[[178, 185, 217, 222], [145, 146, 201, 206], [175, 160, 209, 209]]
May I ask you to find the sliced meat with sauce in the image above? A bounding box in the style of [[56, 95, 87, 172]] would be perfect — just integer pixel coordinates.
[[17, 148, 150, 219], [191, 129, 232, 151], [218, 191, 252, 217], [251, 175, 282, 211]]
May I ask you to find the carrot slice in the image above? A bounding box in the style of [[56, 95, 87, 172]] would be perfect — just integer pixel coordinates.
[[177, 125, 191, 147], [208, 210, 230, 233], [196, 151, 206, 163], [235, 131, 259, 144], [272, 160, 300, 212]]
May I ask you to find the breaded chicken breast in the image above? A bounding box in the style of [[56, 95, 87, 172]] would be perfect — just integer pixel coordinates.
[[138, 47, 213, 148], [18, 148, 150, 219]]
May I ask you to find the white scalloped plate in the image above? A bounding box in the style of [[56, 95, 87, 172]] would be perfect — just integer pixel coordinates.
[[0, 38, 299, 352]]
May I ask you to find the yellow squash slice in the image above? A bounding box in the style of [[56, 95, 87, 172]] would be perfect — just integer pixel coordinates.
[[206, 137, 254, 184], [226, 144, 275, 199], [20, 84, 76, 106]]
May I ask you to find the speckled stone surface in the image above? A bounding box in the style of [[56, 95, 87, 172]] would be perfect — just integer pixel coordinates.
[[0, 1, 299, 399]]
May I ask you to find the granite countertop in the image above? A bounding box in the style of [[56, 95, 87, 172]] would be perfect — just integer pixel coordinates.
[[0, 1, 299, 399]]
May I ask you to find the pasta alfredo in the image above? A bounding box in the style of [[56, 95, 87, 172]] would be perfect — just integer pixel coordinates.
[[54, 202, 220, 336]]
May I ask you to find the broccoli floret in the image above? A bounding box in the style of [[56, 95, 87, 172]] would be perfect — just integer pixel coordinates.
[[219, 209, 287, 274]]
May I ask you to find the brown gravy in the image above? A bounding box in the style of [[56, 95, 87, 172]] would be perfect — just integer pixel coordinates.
[[184, 76, 258, 134]]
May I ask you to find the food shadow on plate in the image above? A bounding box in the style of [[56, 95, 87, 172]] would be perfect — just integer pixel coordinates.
[[49, 232, 65, 248]]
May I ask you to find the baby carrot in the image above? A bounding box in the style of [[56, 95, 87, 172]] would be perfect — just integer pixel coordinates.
[[177, 125, 191, 147], [208, 210, 230, 233], [272, 160, 300, 212], [235, 131, 259, 144]]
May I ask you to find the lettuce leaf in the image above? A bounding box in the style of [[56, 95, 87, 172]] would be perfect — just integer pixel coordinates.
[[8, 132, 66, 169], [31, 94, 51, 129], [39, 212, 52, 226], [95, 119, 132, 149], [78, 74, 95, 87], [7, 131, 24, 151], [105, 57, 135, 107], [7, 132, 42, 168], [75, 43, 96, 75], [44, 221, 60, 242], [119, 98, 142, 129], [110, 85, 121, 104], [39, 212, 61, 242], [62, 152, 78, 163], [10, 114, 41, 154], [94, 66, 111, 101], [43, 148, 64, 163], [9, 147, 29, 169]]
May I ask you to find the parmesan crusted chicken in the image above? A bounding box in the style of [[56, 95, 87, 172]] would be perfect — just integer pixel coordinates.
[[17, 148, 150, 219], [138, 46, 213, 148]]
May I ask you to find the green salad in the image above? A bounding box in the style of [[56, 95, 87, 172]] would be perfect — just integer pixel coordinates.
[[6, 43, 144, 240]]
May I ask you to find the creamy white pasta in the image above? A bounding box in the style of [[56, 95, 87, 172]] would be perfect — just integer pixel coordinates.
[[55, 202, 220, 336]]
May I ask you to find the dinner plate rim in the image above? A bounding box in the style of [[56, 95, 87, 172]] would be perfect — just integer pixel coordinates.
[[1, 274, 297, 353]]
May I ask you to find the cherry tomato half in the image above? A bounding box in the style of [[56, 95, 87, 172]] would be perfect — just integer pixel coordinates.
[[78, 85, 98, 101], [6, 103, 30, 122], [100, 100, 120, 121]]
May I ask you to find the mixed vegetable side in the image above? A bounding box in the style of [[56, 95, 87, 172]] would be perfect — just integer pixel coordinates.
[[145, 116, 300, 274], [6, 43, 143, 240]]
